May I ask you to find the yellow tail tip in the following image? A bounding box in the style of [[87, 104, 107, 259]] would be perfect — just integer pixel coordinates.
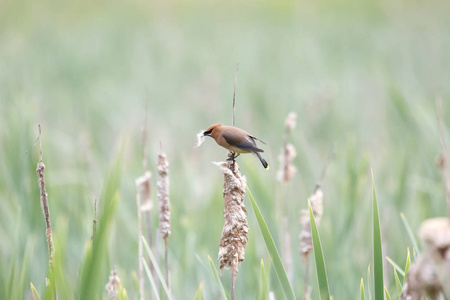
[[265, 165, 270, 170]]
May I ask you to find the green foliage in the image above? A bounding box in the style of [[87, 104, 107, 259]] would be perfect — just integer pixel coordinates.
[[247, 188, 296, 300], [0, 0, 449, 298], [403, 249, 411, 286], [142, 238, 173, 300], [360, 278, 365, 300], [400, 214, 421, 256], [193, 281, 205, 300], [259, 259, 269, 300], [207, 256, 229, 300], [384, 287, 391, 300], [309, 201, 330, 300], [393, 268, 402, 297], [372, 172, 384, 300], [79, 155, 122, 300]]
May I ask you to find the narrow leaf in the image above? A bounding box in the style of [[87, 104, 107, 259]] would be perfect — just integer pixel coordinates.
[[194, 281, 205, 300], [403, 248, 411, 285], [385, 257, 405, 277], [207, 256, 229, 300], [367, 265, 372, 300], [372, 171, 384, 300], [260, 259, 269, 300], [30, 282, 41, 300], [247, 187, 296, 300], [400, 213, 420, 255], [142, 237, 173, 300], [360, 278, 365, 300], [309, 200, 330, 300], [143, 259, 160, 300], [384, 286, 391, 300], [393, 268, 402, 297]]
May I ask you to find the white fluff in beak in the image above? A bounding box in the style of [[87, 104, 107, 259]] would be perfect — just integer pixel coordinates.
[[196, 130, 206, 148]]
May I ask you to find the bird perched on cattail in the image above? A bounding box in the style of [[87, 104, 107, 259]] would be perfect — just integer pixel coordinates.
[[197, 124, 269, 169]]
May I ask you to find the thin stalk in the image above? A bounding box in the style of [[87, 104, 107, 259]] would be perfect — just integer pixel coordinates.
[[232, 63, 239, 127], [35, 125, 56, 299], [91, 198, 97, 240], [164, 238, 169, 290], [436, 96, 450, 216], [231, 269, 236, 300]]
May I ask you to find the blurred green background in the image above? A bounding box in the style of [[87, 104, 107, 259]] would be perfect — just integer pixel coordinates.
[[1, 0, 450, 298]]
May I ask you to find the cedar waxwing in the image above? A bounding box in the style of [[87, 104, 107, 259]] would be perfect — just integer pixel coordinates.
[[202, 124, 269, 169]]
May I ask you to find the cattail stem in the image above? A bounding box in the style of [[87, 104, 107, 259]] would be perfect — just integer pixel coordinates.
[[231, 269, 236, 300], [232, 63, 239, 127], [91, 198, 97, 240], [436, 97, 450, 217], [303, 258, 310, 300], [136, 191, 144, 300], [136, 169, 151, 300], [35, 125, 55, 270], [164, 237, 169, 290], [278, 112, 297, 282]]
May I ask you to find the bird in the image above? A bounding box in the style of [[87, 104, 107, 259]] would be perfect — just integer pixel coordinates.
[[201, 123, 269, 169]]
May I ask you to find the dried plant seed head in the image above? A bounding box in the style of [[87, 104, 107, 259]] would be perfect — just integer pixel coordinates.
[[277, 143, 297, 182], [285, 112, 297, 131], [215, 161, 248, 274], [136, 171, 152, 211], [299, 187, 324, 263], [157, 152, 170, 239], [196, 130, 206, 147], [105, 269, 122, 300], [419, 218, 450, 252], [36, 161, 55, 268], [402, 255, 442, 300]]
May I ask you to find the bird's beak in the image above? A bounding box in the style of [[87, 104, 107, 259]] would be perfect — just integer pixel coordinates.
[[203, 129, 213, 136]]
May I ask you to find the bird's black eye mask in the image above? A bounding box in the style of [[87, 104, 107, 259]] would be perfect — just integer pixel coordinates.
[[204, 129, 213, 135]]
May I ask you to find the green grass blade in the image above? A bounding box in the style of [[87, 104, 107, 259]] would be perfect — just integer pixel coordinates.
[[142, 237, 173, 300], [207, 256, 229, 300], [79, 155, 122, 300], [260, 259, 269, 300], [193, 281, 205, 300], [367, 264, 372, 300], [372, 171, 384, 300], [30, 282, 41, 300], [400, 213, 420, 255], [143, 258, 161, 300], [360, 278, 365, 300], [385, 257, 405, 277], [403, 248, 411, 285], [247, 187, 296, 300], [384, 286, 391, 300], [309, 201, 330, 300], [393, 268, 402, 297]]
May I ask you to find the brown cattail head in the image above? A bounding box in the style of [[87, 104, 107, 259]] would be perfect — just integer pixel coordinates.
[[402, 218, 450, 299], [157, 152, 170, 240], [136, 171, 152, 211], [105, 269, 122, 300], [299, 186, 324, 264], [215, 160, 248, 274], [36, 161, 55, 269]]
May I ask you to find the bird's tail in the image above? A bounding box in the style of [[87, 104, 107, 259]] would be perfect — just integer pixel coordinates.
[[255, 152, 269, 170]]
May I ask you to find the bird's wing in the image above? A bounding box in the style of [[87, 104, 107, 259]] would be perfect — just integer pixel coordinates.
[[222, 131, 264, 152], [248, 135, 267, 145]]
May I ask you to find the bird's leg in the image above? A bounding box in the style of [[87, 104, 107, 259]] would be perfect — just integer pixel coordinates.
[[227, 151, 239, 172], [227, 152, 236, 161]]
